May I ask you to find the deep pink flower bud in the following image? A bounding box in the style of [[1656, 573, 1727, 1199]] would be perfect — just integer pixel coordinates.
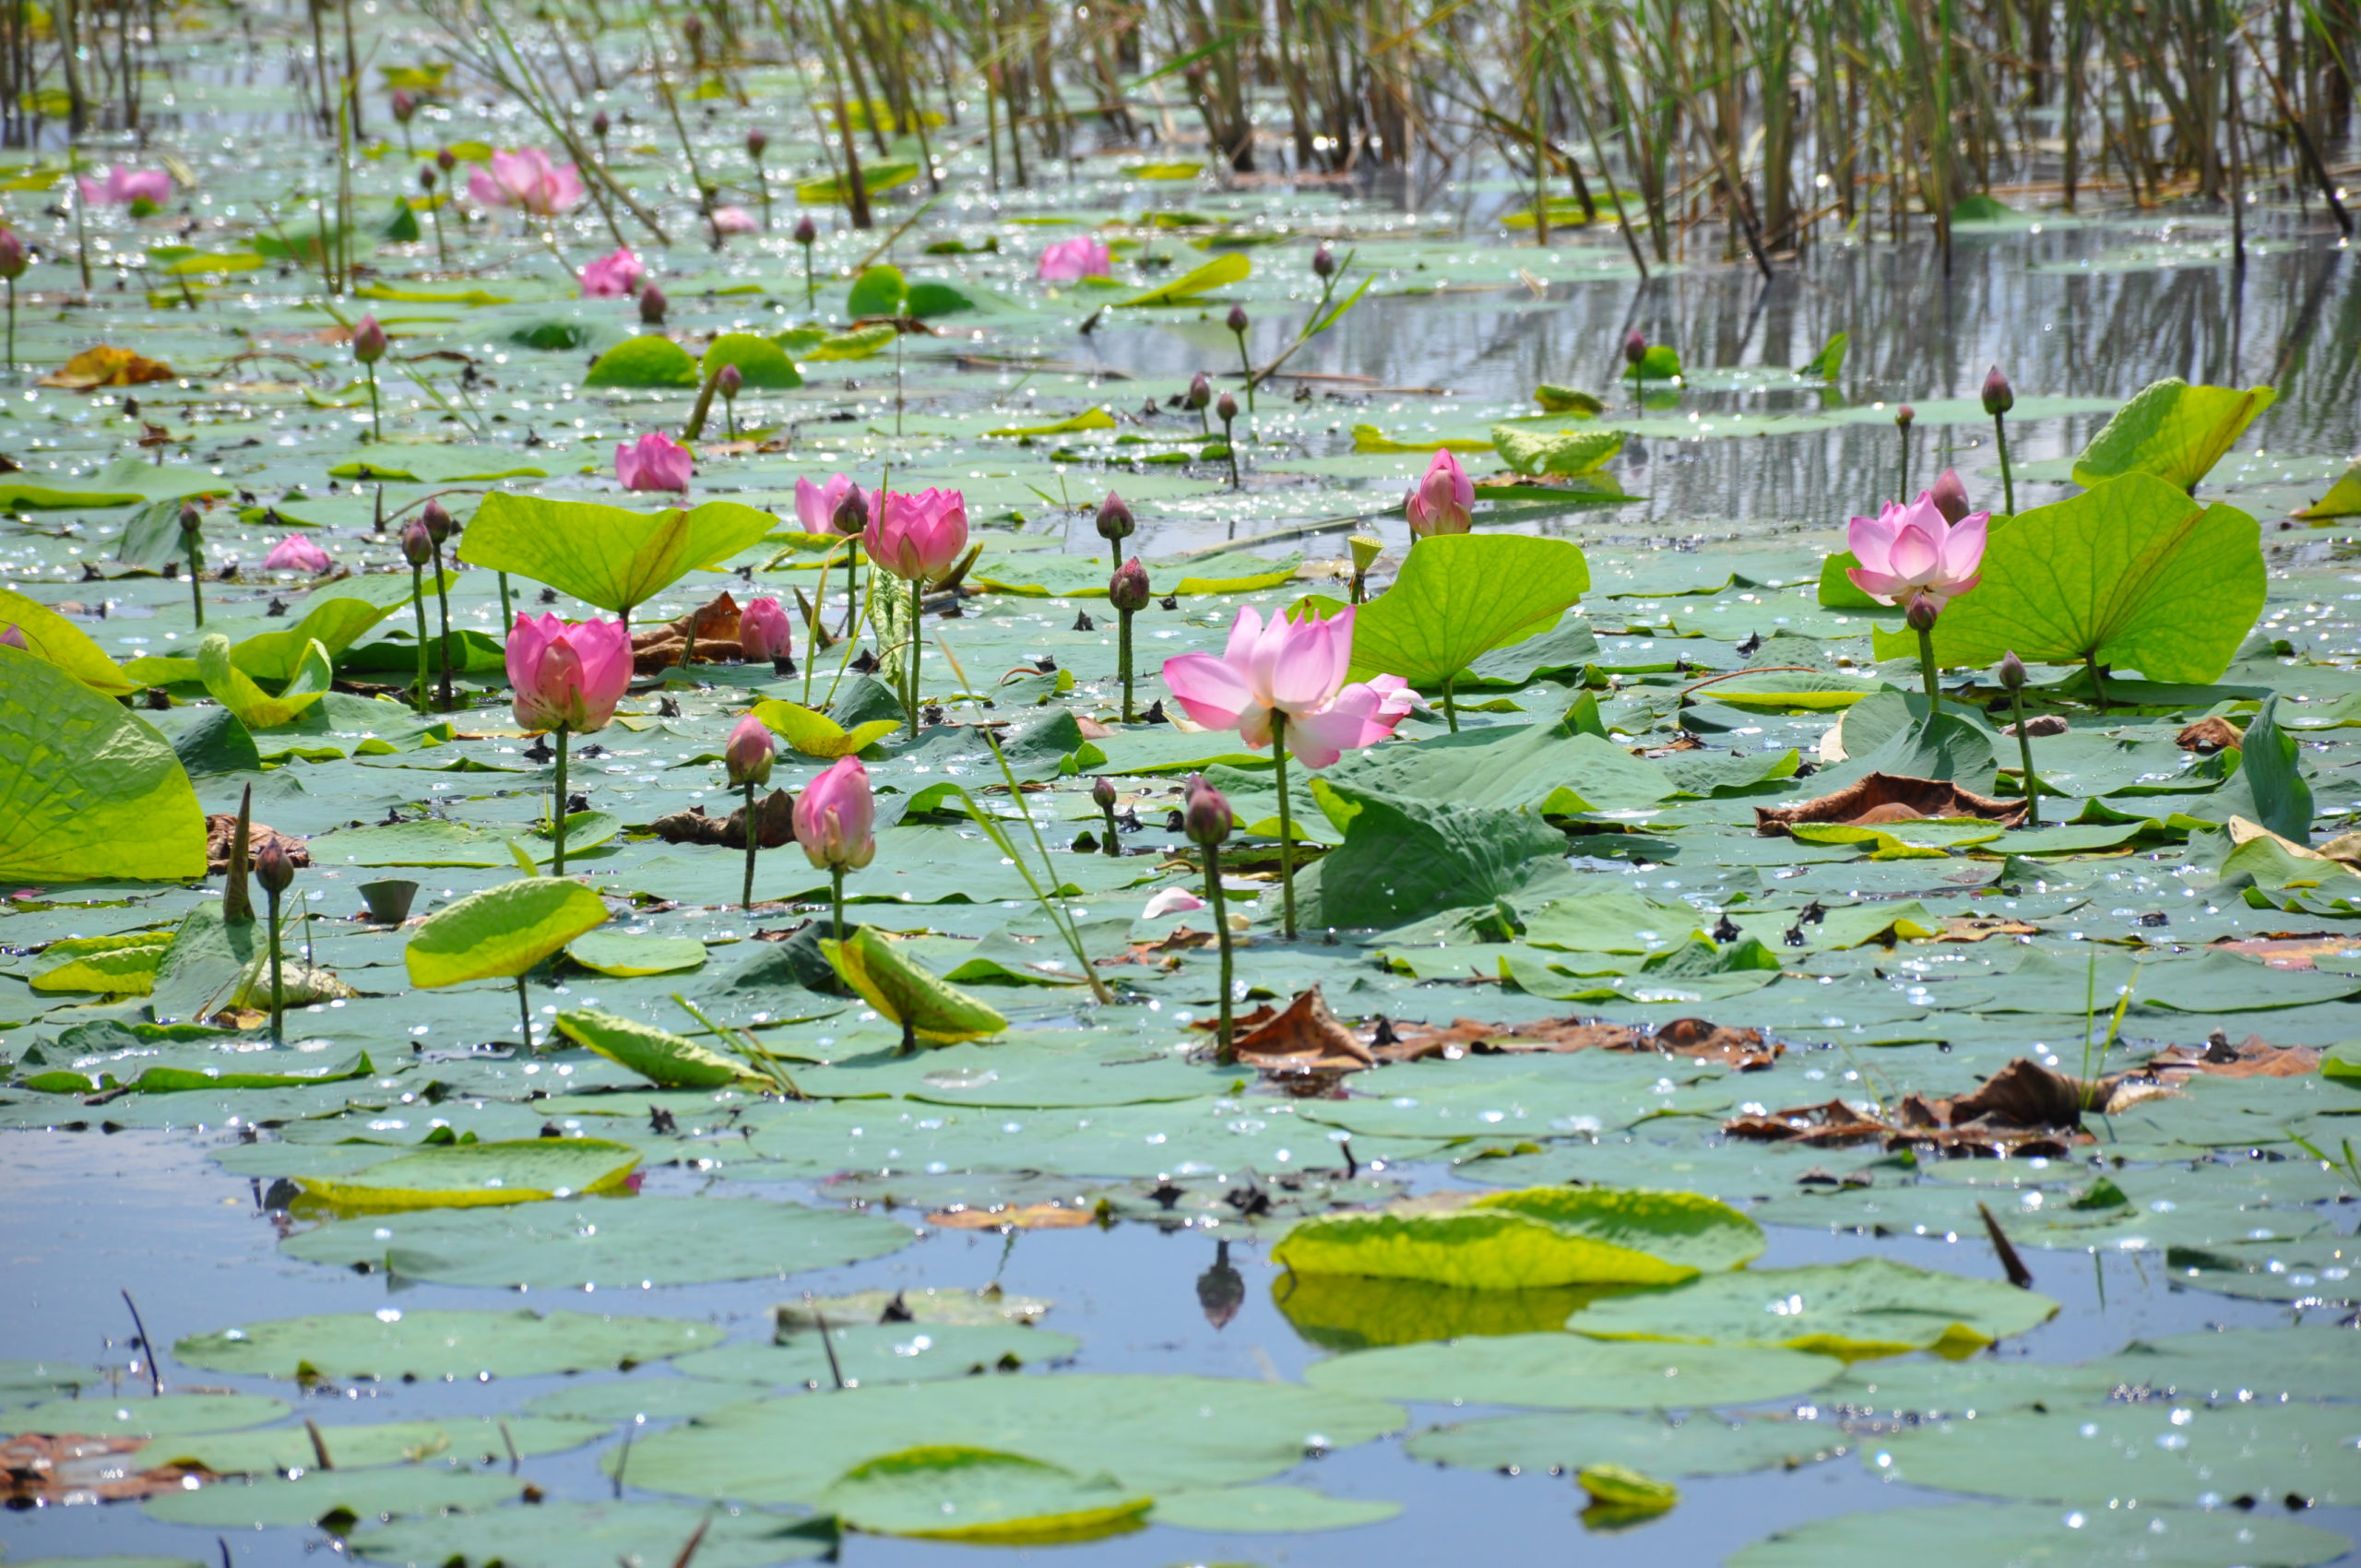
[[1982, 364, 2014, 416], [1090, 776, 1117, 811], [795, 755, 876, 872], [435, 147, 457, 172], [794, 214, 816, 245], [399, 518, 433, 565], [725, 712, 776, 788], [1896, 403, 1916, 429], [592, 111, 611, 140], [178, 504, 201, 537], [1311, 244, 1335, 279], [351, 315, 388, 364], [738, 596, 792, 662], [391, 89, 418, 124], [1216, 392, 1238, 422], [1623, 328, 1647, 366], [1905, 593, 1940, 633], [254, 837, 295, 895], [1183, 775, 1232, 847], [419, 166, 438, 193], [1109, 556, 1151, 612], [746, 128, 769, 160], [1404, 448, 1475, 539], [1927, 468, 1972, 525], [1095, 490, 1134, 542], [716, 362, 743, 398], [1186, 373, 1211, 410], [638, 283, 668, 326], [1226, 305, 1249, 334], [0, 229, 29, 281], [420, 499, 453, 542], [830, 486, 870, 537], [1999, 650, 2027, 690]]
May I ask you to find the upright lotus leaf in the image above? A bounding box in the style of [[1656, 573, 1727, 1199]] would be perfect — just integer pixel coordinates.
[[1871, 473, 2264, 684], [750, 699, 898, 758], [701, 332, 803, 388], [1620, 344, 1682, 381], [405, 878, 610, 988], [554, 1008, 766, 1088], [1796, 331, 1848, 380], [2296, 457, 2361, 519], [905, 280, 977, 318], [822, 926, 1008, 1045], [2215, 695, 2313, 844], [815, 1446, 1150, 1544], [0, 646, 208, 881], [2070, 377, 2276, 492], [459, 493, 776, 618], [845, 264, 907, 318], [1113, 251, 1251, 307], [1346, 533, 1591, 690], [0, 585, 136, 695], [227, 593, 401, 682], [1492, 426, 1625, 476], [583, 335, 701, 388], [196, 633, 334, 730]]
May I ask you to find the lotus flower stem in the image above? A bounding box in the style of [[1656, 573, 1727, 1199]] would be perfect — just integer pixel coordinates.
[[1442, 672, 1459, 733], [1118, 604, 1135, 722], [830, 864, 847, 945], [432, 541, 455, 711], [1992, 410, 2015, 515], [742, 780, 759, 910], [1916, 624, 1941, 711], [184, 527, 205, 628], [2010, 688, 2041, 828], [2084, 654, 2109, 715], [1204, 842, 1233, 1056], [552, 723, 571, 874], [409, 561, 431, 712], [1270, 713, 1299, 941], [516, 974, 533, 1047], [1097, 790, 1121, 859], [363, 362, 380, 440], [905, 576, 923, 740], [497, 571, 514, 632], [5, 277, 16, 374], [265, 884, 286, 1046]]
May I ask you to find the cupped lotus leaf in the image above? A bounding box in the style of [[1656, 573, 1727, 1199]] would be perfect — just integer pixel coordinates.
[[985, 408, 1118, 437], [798, 160, 919, 203], [196, 632, 334, 729], [1621, 344, 1683, 381], [1344, 533, 1590, 689], [553, 1008, 760, 1087], [1273, 1210, 1698, 1289], [459, 493, 777, 615], [1491, 425, 1625, 476], [1565, 1258, 2058, 1360], [172, 1308, 725, 1381], [904, 280, 976, 318], [1576, 1463, 1678, 1511], [229, 585, 412, 680], [0, 646, 208, 882], [844, 264, 906, 318], [28, 931, 174, 993], [1407, 1410, 1843, 1478], [822, 926, 1008, 1045], [145, 1467, 528, 1531], [352, 1501, 836, 1568], [1728, 1502, 2350, 1568], [562, 932, 707, 977], [700, 332, 802, 389], [2296, 457, 2361, 519], [1797, 331, 1849, 380], [815, 1445, 1150, 1543], [801, 323, 896, 361], [1304, 1333, 1842, 1410], [609, 1374, 1405, 1503], [0, 585, 136, 695], [1113, 250, 1250, 307], [1149, 1485, 1399, 1533], [749, 698, 898, 758], [1872, 473, 2265, 684], [2070, 376, 2276, 492], [1, 1392, 289, 1438], [140, 1415, 608, 1475], [1351, 424, 1496, 454], [287, 1138, 641, 1211], [1534, 385, 1607, 415], [582, 335, 701, 388], [403, 879, 611, 988], [1471, 1187, 1765, 1272]]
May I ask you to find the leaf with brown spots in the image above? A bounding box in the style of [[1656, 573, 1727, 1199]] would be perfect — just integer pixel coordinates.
[[1755, 772, 2027, 834]]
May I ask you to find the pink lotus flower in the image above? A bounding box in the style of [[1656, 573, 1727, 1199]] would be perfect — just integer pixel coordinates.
[[739, 596, 792, 661], [794, 472, 862, 533], [864, 488, 968, 583], [1141, 886, 1205, 920], [795, 755, 876, 871], [1928, 467, 1972, 525], [711, 207, 757, 235], [0, 624, 23, 649], [1845, 489, 1990, 612], [580, 247, 644, 298], [261, 533, 331, 574], [616, 431, 694, 493], [506, 612, 632, 734], [1162, 603, 1416, 768], [725, 712, 776, 787], [1404, 448, 1475, 538], [468, 148, 585, 216], [1038, 235, 1111, 283], [79, 166, 172, 208]]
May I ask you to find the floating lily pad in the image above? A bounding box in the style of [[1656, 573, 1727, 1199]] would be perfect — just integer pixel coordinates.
[[172, 1309, 726, 1381]]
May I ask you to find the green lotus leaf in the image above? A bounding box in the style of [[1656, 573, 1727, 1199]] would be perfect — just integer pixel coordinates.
[[457, 493, 777, 617], [845, 263, 906, 318], [0, 645, 208, 882], [196, 632, 334, 729], [553, 1007, 764, 1087], [404, 878, 611, 988], [1565, 1258, 2059, 1360], [353, 1503, 836, 1568], [1345, 532, 1590, 689], [1492, 425, 1625, 476], [1113, 250, 1250, 307], [701, 331, 803, 388], [0, 584, 136, 695], [1728, 1503, 2349, 1568], [822, 926, 1008, 1045], [815, 1445, 1150, 1544], [172, 1308, 724, 1381], [288, 1137, 641, 1212], [582, 334, 701, 388], [2070, 376, 2276, 491], [797, 160, 919, 203]]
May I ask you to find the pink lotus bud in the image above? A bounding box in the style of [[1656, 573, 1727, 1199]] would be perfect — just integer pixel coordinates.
[[1404, 448, 1475, 539], [419, 167, 438, 192], [1905, 593, 1940, 633], [1623, 329, 1647, 366], [746, 127, 769, 160], [794, 214, 816, 245], [435, 147, 457, 172], [420, 499, 454, 542], [262, 532, 330, 574], [716, 362, 743, 398], [1090, 776, 1117, 811], [1216, 392, 1238, 423], [506, 611, 633, 734], [1999, 650, 2027, 690], [1109, 556, 1151, 612], [1226, 305, 1249, 335], [351, 315, 388, 365], [864, 488, 968, 584], [831, 488, 869, 538], [1895, 403, 1916, 429], [1186, 373, 1211, 410], [399, 517, 433, 565], [178, 504, 201, 537], [1311, 244, 1335, 279], [725, 712, 776, 788], [738, 596, 792, 662], [615, 431, 694, 493], [1982, 364, 2014, 416], [254, 837, 295, 895], [638, 284, 668, 326], [1095, 490, 1134, 542], [0, 229, 29, 281], [794, 755, 876, 872], [1928, 468, 1971, 525], [592, 111, 611, 139], [1183, 775, 1231, 847], [391, 89, 418, 124]]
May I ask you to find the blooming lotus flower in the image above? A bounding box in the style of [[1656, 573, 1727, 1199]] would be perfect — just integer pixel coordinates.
[[795, 755, 876, 871], [1404, 448, 1475, 538], [864, 488, 968, 583], [1162, 603, 1416, 768], [468, 148, 585, 215], [616, 431, 694, 493], [794, 472, 862, 533], [1845, 490, 1990, 612], [79, 166, 172, 208], [579, 247, 644, 298], [711, 206, 757, 235], [262, 533, 330, 574], [1038, 235, 1111, 283], [506, 612, 632, 734], [739, 596, 792, 661]]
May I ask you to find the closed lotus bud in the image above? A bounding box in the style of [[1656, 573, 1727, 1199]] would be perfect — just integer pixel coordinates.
[[1981, 364, 2014, 416], [419, 166, 438, 193], [351, 315, 388, 365], [717, 362, 743, 399], [420, 499, 453, 542], [682, 14, 702, 39], [178, 502, 201, 537], [1905, 593, 1940, 633], [591, 111, 611, 139], [0, 229, 28, 280], [1226, 304, 1248, 335], [1095, 490, 1134, 542], [1109, 556, 1151, 612], [254, 837, 295, 895], [1183, 775, 1231, 848], [435, 146, 457, 172], [1623, 328, 1647, 366], [746, 127, 768, 160], [638, 283, 668, 326], [391, 89, 418, 124], [1091, 776, 1117, 811], [1216, 392, 1238, 422], [831, 485, 870, 537], [725, 712, 776, 788], [399, 517, 433, 565], [1999, 650, 2027, 690], [1186, 372, 1211, 410], [1895, 403, 1916, 430], [1928, 468, 1971, 525], [794, 214, 816, 245], [1311, 243, 1335, 279]]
